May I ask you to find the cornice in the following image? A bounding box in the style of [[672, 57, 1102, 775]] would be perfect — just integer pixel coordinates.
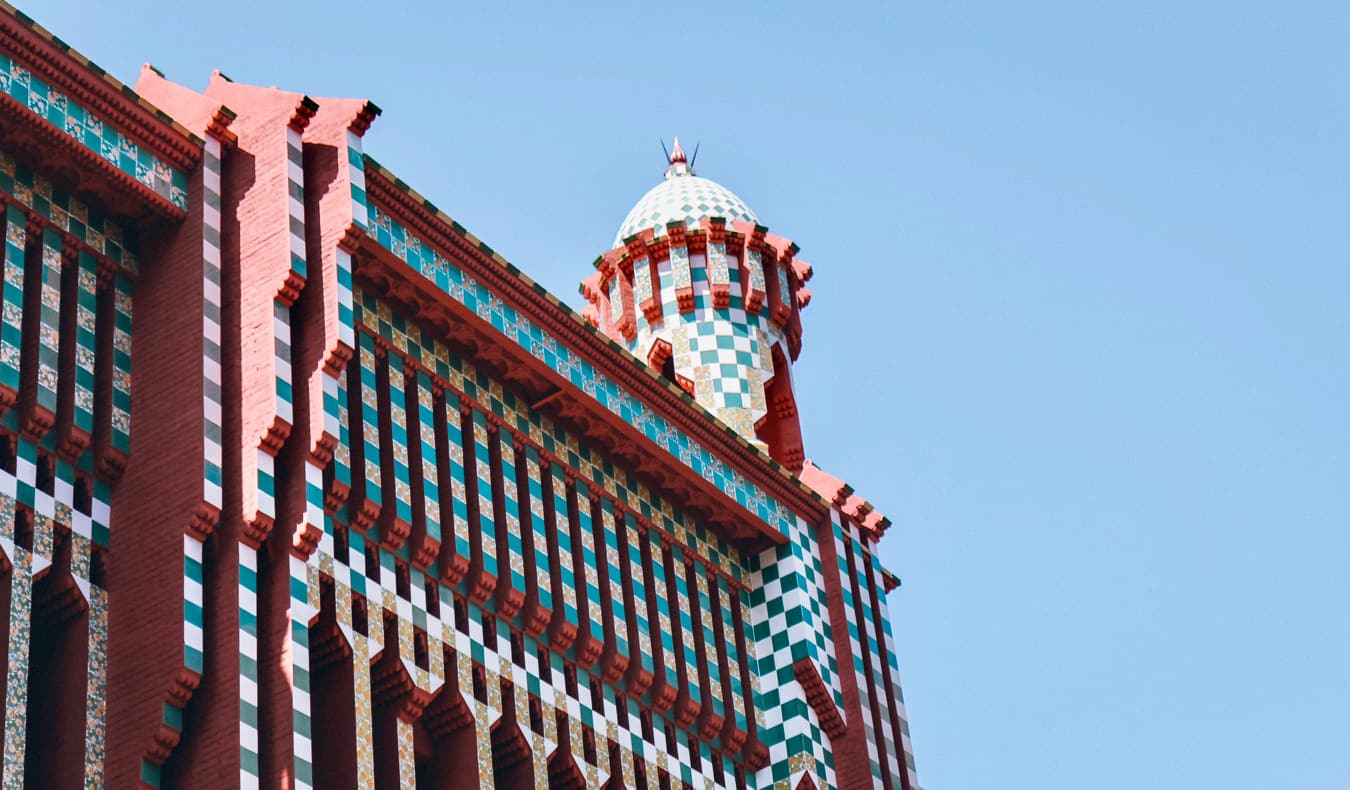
[[0, 3, 201, 170], [0, 92, 185, 222]]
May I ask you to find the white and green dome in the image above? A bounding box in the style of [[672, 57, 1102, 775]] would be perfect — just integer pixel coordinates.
[[613, 139, 758, 246]]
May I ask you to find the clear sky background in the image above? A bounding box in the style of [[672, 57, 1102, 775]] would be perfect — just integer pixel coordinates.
[[28, 1, 1349, 787]]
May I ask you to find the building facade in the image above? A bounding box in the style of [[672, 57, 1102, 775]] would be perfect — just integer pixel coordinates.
[[0, 4, 919, 789]]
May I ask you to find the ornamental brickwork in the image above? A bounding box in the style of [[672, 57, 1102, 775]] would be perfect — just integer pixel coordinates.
[[0, 3, 919, 789]]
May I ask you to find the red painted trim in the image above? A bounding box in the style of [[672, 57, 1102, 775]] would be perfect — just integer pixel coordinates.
[[792, 657, 846, 739]]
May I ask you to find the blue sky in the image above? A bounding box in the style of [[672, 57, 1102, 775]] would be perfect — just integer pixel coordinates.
[[29, 1, 1349, 787]]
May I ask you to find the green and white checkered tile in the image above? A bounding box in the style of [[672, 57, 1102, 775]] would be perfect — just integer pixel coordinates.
[[274, 301, 294, 428], [615, 173, 758, 246], [874, 553, 921, 790]]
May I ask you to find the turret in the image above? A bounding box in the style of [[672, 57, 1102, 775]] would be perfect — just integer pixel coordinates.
[[581, 140, 814, 471]]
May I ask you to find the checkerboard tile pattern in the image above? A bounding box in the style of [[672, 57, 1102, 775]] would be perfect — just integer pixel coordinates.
[[615, 173, 757, 247], [746, 511, 840, 789], [628, 241, 786, 447]]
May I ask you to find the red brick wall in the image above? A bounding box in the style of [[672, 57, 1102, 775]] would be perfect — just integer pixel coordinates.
[[103, 159, 211, 787]]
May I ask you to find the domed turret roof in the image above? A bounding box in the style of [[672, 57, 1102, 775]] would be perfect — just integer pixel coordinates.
[[614, 138, 758, 247]]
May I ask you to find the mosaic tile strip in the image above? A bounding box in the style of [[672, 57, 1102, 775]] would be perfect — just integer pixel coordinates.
[[32, 226, 61, 418], [2, 543, 30, 790], [692, 561, 725, 723], [383, 351, 413, 534], [860, 550, 899, 786], [83, 585, 109, 789], [545, 460, 578, 638], [330, 362, 352, 496], [0, 54, 187, 210], [746, 247, 766, 303], [336, 244, 356, 353], [619, 510, 653, 689], [467, 408, 499, 587], [522, 444, 551, 619], [109, 274, 131, 455], [353, 332, 382, 519], [669, 542, 702, 713], [715, 573, 748, 736], [670, 243, 691, 292], [708, 241, 730, 290], [0, 152, 137, 274], [648, 534, 678, 703], [71, 249, 97, 441], [352, 625, 377, 787], [607, 273, 623, 329], [597, 498, 629, 671], [410, 369, 441, 561], [572, 477, 604, 657], [441, 388, 471, 573], [1, 204, 23, 400], [632, 255, 653, 311]]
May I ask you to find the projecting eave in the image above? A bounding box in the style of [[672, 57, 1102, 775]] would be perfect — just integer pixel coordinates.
[[799, 458, 895, 540], [0, 2, 202, 222], [354, 157, 852, 550]]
